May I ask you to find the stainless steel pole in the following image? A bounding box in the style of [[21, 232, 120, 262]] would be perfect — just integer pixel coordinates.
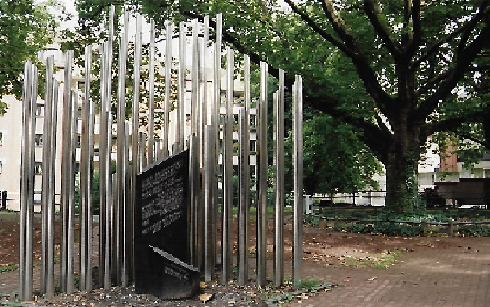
[[204, 125, 214, 281], [98, 43, 107, 289], [213, 14, 222, 271], [85, 45, 94, 292], [67, 90, 78, 294], [131, 14, 142, 283], [117, 13, 128, 286], [293, 76, 303, 289], [177, 21, 186, 151], [41, 56, 54, 295], [275, 69, 285, 287], [148, 19, 155, 164], [47, 77, 59, 297], [221, 47, 234, 284], [163, 21, 172, 157], [61, 51, 73, 293], [238, 107, 250, 286], [257, 61, 268, 287], [79, 50, 88, 291]]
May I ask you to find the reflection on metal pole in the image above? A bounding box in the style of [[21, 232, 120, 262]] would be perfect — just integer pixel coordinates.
[[148, 19, 155, 164], [177, 21, 186, 151], [222, 47, 234, 284], [61, 51, 73, 293], [164, 21, 172, 157], [274, 69, 285, 287], [257, 62, 268, 287], [293, 75, 303, 289], [238, 107, 250, 286]]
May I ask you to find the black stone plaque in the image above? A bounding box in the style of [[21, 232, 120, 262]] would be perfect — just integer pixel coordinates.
[[135, 149, 198, 299]]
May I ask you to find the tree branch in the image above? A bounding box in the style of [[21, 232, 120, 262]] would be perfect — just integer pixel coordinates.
[[363, 0, 400, 59], [283, 0, 355, 57], [416, 23, 490, 122], [414, 70, 451, 98], [406, 0, 421, 58], [319, 0, 356, 49], [412, 6, 486, 70]]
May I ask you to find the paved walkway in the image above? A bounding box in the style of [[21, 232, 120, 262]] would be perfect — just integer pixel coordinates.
[[291, 236, 490, 307], [2, 235, 490, 306]]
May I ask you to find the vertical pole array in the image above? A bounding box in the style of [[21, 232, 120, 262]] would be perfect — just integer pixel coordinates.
[[19, 61, 37, 301], [274, 69, 285, 287], [60, 51, 73, 294], [293, 75, 303, 288], [163, 21, 172, 157], [221, 47, 234, 284], [238, 107, 249, 286], [18, 12, 304, 296], [257, 62, 268, 286]]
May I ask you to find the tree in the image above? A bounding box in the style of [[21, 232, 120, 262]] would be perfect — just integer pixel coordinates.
[[0, 0, 58, 112], [73, 0, 490, 213], [285, 113, 383, 196]]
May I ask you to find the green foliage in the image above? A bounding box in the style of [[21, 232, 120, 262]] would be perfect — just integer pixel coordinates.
[[0, 0, 59, 106], [335, 222, 424, 237], [0, 264, 19, 273], [459, 225, 490, 237], [285, 113, 383, 195]]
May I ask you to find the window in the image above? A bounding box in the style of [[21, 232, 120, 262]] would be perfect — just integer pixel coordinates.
[[35, 162, 42, 175], [250, 114, 256, 128], [36, 104, 45, 117], [35, 134, 43, 147], [250, 140, 256, 153]]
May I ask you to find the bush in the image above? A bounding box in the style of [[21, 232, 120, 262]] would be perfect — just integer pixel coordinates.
[[336, 222, 424, 237], [459, 225, 490, 237]]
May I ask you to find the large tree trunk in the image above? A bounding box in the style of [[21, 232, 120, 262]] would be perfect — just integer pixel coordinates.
[[384, 109, 421, 214]]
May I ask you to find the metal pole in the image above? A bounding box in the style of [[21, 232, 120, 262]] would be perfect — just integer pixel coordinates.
[[26, 63, 37, 300], [204, 125, 214, 281], [79, 50, 88, 291], [190, 18, 199, 267], [272, 91, 277, 285], [139, 132, 147, 171], [148, 19, 155, 164], [163, 21, 172, 157], [41, 56, 54, 295], [274, 69, 285, 287], [20, 62, 36, 301], [177, 21, 186, 151], [293, 75, 303, 289], [238, 107, 249, 286], [104, 112, 112, 290], [131, 14, 142, 283], [98, 43, 107, 289], [48, 77, 59, 297], [123, 121, 131, 283], [213, 14, 222, 271], [221, 47, 234, 284], [61, 51, 73, 293], [242, 54, 251, 285], [117, 13, 128, 286], [19, 62, 29, 301], [85, 46, 94, 293], [257, 61, 268, 287], [67, 90, 78, 294]]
